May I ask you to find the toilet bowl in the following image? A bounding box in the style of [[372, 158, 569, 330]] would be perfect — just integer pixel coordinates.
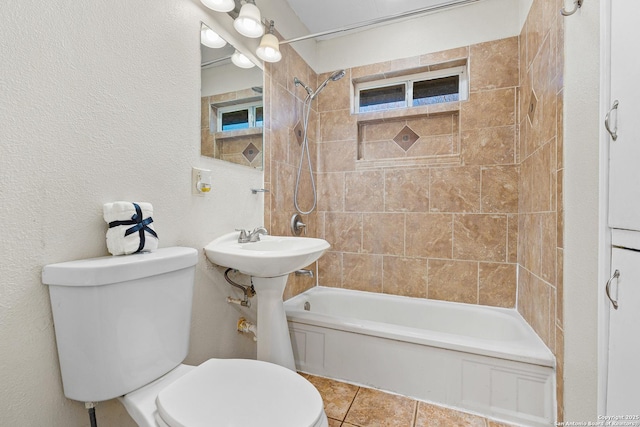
[[121, 359, 328, 427], [42, 247, 328, 427]]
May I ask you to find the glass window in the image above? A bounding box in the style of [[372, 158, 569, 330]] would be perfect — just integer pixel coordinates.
[[413, 75, 460, 106], [221, 109, 250, 131], [217, 101, 263, 131], [255, 106, 264, 128], [359, 84, 406, 112], [354, 65, 467, 113]]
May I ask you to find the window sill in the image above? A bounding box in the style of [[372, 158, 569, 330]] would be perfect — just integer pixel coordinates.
[[214, 127, 263, 140], [354, 101, 460, 122]]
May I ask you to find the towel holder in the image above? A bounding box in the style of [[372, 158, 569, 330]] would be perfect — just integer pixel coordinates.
[[561, 0, 583, 16]]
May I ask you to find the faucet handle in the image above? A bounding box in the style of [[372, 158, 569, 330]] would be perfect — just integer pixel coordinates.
[[251, 226, 268, 235], [235, 229, 249, 243]]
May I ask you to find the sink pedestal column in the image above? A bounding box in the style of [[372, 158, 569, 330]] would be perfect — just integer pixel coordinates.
[[252, 275, 296, 371]]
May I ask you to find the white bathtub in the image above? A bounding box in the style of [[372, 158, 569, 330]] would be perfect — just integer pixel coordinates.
[[285, 287, 555, 427]]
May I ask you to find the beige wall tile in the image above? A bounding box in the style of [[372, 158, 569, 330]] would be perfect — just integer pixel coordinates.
[[362, 139, 406, 160], [430, 166, 481, 213], [518, 266, 552, 347], [323, 212, 362, 253], [519, 213, 541, 275], [461, 88, 516, 131], [507, 213, 519, 263], [382, 256, 428, 298], [317, 69, 352, 113], [408, 135, 456, 157], [419, 46, 469, 66], [317, 172, 345, 212], [384, 168, 430, 212], [540, 212, 557, 284], [470, 37, 519, 92], [362, 213, 405, 256], [520, 140, 553, 213], [318, 140, 357, 172], [320, 109, 357, 142], [406, 213, 453, 259], [481, 165, 519, 213], [453, 214, 508, 262], [318, 251, 343, 288], [342, 253, 383, 293], [345, 170, 384, 212], [461, 126, 516, 165], [271, 82, 296, 129], [428, 259, 478, 304], [406, 113, 455, 136], [479, 263, 517, 308], [362, 120, 406, 142]]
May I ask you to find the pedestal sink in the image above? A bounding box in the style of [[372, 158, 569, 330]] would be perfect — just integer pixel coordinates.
[[204, 231, 330, 371]]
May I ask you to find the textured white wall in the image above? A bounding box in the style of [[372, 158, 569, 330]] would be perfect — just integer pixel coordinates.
[[0, 0, 263, 425]]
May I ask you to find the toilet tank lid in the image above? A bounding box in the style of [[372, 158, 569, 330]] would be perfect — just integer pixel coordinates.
[[42, 247, 198, 287]]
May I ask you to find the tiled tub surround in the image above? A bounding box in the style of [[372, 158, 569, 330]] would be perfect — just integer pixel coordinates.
[[285, 287, 555, 427], [315, 39, 520, 308], [518, 0, 564, 421], [264, 0, 564, 418]]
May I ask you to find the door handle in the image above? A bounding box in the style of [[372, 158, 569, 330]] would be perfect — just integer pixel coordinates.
[[605, 100, 619, 141], [606, 269, 620, 310]]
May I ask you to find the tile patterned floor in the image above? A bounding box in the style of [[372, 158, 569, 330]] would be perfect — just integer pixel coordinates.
[[301, 373, 517, 427]]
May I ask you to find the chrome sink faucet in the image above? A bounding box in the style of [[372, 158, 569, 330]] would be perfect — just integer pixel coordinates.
[[236, 227, 268, 243]]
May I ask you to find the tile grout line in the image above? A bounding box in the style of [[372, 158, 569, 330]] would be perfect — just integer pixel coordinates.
[[340, 386, 362, 426]]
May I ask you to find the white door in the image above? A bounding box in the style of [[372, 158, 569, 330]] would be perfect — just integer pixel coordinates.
[[606, 247, 640, 414], [608, 1, 640, 231]]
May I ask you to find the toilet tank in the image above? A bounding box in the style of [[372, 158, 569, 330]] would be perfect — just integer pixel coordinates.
[[42, 247, 198, 402]]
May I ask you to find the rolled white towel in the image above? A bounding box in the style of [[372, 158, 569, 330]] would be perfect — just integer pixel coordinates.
[[103, 201, 158, 255]]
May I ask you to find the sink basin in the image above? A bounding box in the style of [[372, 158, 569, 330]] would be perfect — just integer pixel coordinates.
[[204, 232, 330, 277]]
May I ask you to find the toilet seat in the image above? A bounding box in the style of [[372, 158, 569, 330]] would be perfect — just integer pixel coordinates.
[[156, 359, 326, 427]]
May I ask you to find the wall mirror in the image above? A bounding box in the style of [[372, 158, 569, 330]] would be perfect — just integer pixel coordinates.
[[200, 22, 264, 170]]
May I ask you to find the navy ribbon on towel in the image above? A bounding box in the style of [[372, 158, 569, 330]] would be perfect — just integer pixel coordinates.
[[108, 203, 158, 253]]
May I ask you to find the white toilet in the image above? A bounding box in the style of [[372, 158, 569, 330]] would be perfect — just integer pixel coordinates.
[[42, 247, 328, 427]]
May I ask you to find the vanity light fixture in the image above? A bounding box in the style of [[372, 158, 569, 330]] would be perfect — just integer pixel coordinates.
[[256, 20, 282, 63], [200, 0, 235, 13], [234, 0, 264, 38], [231, 50, 255, 68], [200, 24, 227, 49]]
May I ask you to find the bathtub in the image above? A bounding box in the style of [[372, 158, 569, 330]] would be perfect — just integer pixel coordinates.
[[284, 287, 555, 427]]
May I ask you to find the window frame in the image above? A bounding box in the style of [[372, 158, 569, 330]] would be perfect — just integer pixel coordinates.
[[216, 100, 263, 131], [353, 65, 468, 114]]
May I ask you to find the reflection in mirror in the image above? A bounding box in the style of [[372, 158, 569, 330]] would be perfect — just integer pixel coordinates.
[[200, 23, 264, 170]]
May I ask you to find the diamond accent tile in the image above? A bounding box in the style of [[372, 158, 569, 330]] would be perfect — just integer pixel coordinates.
[[393, 126, 419, 151], [293, 121, 304, 145], [243, 142, 260, 163]]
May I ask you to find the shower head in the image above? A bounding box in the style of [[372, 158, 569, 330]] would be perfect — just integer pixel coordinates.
[[329, 69, 346, 81], [311, 69, 346, 99], [294, 77, 313, 96]]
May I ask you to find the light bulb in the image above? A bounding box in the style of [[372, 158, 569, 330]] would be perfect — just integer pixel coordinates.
[[231, 50, 255, 69], [233, 2, 264, 38], [256, 32, 282, 63], [200, 0, 235, 12], [200, 26, 226, 49]]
